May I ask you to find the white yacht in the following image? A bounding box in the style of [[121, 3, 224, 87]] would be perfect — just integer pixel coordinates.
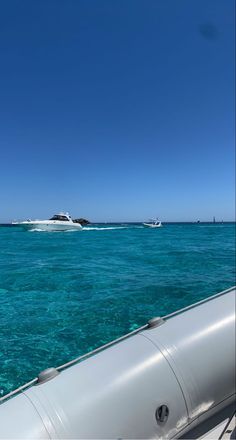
[[143, 218, 162, 228], [13, 213, 83, 231]]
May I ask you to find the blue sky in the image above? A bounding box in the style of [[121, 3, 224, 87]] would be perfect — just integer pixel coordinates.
[[0, 0, 235, 222]]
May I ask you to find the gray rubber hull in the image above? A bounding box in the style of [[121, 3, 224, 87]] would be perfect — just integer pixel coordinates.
[[0, 287, 235, 439]]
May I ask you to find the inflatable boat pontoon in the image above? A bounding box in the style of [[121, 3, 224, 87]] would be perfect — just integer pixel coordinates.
[[0, 286, 235, 439]]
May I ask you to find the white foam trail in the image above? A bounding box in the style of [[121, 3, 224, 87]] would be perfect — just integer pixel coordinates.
[[28, 229, 77, 233], [82, 226, 127, 231], [28, 225, 144, 232]]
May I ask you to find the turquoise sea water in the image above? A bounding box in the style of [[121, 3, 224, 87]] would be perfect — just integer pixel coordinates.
[[0, 223, 235, 396]]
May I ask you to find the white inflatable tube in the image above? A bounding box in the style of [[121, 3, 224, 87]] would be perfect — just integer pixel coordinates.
[[0, 287, 235, 439]]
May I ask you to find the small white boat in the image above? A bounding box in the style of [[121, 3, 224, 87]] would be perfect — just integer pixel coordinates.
[[143, 218, 162, 228], [12, 213, 83, 231]]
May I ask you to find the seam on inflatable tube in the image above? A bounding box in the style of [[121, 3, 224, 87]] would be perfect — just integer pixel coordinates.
[[138, 332, 191, 421], [23, 392, 53, 439]]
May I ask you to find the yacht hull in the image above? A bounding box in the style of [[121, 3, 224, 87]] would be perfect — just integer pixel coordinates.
[[143, 223, 162, 228], [16, 222, 83, 231]]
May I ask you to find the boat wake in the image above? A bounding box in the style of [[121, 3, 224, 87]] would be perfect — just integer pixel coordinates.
[[29, 228, 46, 232], [83, 225, 145, 231], [28, 225, 144, 232], [27, 226, 127, 232], [28, 228, 78, 233], [82, 226, 127, 231]]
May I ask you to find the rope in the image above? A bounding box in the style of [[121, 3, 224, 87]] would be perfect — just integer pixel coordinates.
[[0, 378, 37, 403], [164, 285, 236, 320], [57, 324, 148, 371], [0, 324, 148, 404], [1, 285, 234, 404]]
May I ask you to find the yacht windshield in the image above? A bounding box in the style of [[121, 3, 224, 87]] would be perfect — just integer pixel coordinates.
[[50, 215, 69, 221]]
